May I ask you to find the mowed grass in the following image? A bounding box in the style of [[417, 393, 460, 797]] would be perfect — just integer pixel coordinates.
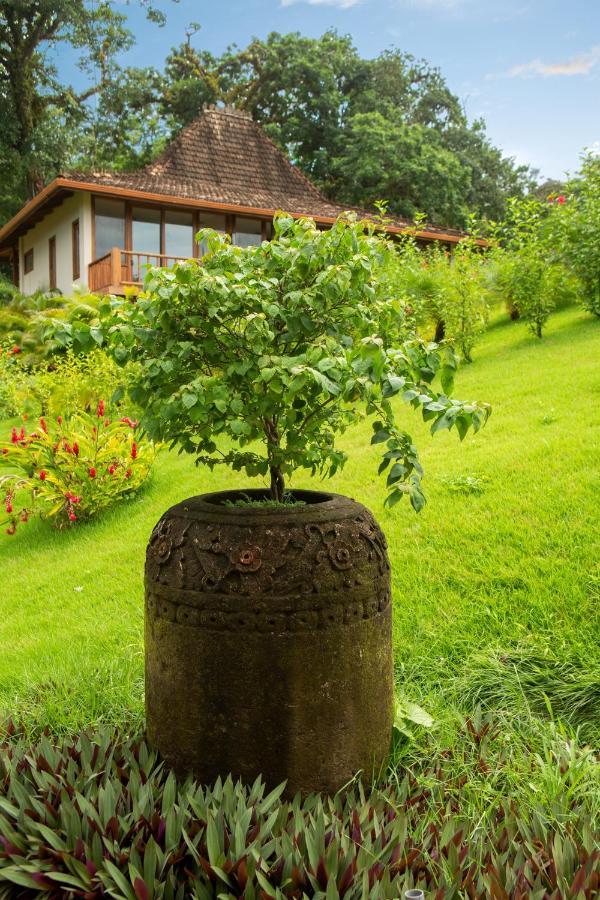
[[0, 305, 599, 747]]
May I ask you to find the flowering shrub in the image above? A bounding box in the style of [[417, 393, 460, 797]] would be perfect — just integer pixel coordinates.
[[0, 401, 154, 533]]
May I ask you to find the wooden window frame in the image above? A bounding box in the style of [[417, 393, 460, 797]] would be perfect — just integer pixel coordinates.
[[24, 248, 34, 274], [91, 194, 270, 261], [72, 219, 80, 280], [48, 236, 57, 290]]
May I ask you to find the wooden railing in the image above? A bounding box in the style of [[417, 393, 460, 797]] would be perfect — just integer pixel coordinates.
[[88, 248, 192, 293]]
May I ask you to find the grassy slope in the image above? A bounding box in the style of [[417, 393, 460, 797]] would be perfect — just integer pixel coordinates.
[[0, 306, 599, 742]]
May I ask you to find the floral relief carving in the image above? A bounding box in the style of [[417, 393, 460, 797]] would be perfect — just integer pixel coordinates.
[[145, 497, 391, 631]]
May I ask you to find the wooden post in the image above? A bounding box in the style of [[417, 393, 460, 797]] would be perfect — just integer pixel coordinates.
[[110, 247, 122, 290]]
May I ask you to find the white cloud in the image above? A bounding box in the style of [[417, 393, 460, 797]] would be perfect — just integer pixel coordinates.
[[507, 45, 600, 78], [281, 0, 362, 7]]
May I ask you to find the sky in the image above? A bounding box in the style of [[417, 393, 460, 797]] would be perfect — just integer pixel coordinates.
[[60, 0, 600, 181]]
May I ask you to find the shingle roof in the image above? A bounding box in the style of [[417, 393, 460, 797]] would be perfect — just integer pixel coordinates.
[[60, 106, 464, 238]]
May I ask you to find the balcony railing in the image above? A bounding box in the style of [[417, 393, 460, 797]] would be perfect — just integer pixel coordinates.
[[88, 248, 193, 293]]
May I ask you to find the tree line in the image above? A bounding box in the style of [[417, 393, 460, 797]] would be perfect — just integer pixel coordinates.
[[1, 0, 539, 229]]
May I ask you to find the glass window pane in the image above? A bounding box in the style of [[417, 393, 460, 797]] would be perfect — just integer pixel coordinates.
[[132, 206, 161, 254], [165, 210, 193, 259], [94, 198, 125, 259], [199, 213, 227, 231], [233, 216, 262, 248], [198, 212, 227, 255]]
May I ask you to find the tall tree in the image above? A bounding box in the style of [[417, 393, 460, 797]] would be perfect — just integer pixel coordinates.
[[0, 0, 174, 223]]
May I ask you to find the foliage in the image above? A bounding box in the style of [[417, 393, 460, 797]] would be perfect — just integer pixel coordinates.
[[27, 349, 137, 419], [0, 289, 105, 366], [549, 152, 600, 316], [102, 215, 490, 507], [387, 236, 489, 361], [0, 405, 154, 533], [0, 346, 22, 419], [0, 715, 598, 898], [0, 0, 176, 221], [328, 111, 471, 228], [490, 197, 560, 338], [435, 239, 489, 362]]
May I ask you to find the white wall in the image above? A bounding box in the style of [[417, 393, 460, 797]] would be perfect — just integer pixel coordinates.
[[19, 192, 93, 295]]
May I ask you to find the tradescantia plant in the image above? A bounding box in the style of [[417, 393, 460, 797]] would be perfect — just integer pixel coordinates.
[[103, 214, 490, 509]]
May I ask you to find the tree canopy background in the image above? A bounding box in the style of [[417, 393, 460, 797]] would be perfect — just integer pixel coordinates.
[[0, 7, 538, 230]]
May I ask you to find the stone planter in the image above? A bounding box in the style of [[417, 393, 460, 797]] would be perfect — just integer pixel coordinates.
[[145, 489, 394, 795]]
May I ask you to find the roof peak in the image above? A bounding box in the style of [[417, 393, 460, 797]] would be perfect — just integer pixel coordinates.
[[201, 103, 253, 120]]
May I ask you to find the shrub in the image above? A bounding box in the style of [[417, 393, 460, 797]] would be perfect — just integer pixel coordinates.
[[0, 404, 154, 533], [497, 248, 556, 338], [549, 152, 600, 317], [436, 238, 489, 362], [26, 349, 137, 419], [102, 214, 490, 510], [0, 346, 24, 419], [0, 718, 598, 898], [389, 237, 489, 361], [0, 288, 105, 367]]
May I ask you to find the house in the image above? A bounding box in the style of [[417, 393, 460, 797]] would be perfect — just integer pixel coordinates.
[[0, 106, 470, 296]]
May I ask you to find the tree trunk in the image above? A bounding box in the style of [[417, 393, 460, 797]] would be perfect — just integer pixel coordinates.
[[264, 417, 284, 501], [270, 465, 285, 503]]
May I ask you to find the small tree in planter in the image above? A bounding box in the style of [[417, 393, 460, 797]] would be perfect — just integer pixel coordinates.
[[104, 214, 490, 794]]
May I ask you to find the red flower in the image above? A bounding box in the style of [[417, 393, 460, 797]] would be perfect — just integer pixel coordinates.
[[89, 467, 96, 479], [69, 510, 77, 522], [104, 418, 110, 428], [97, 400, 105, 418], [125, 468, 132, 478], [20, 510, 29, 523], [108, 464, 116, 475], [11, 346, 20, 355], [131, 442, 137, 460], [40, 417, 47, 433], [6, 502, 13, 514], [39, 470, 47, 481], [72, 442, 79, 457], [57, 415, 63, 425], [120, 417, 138, 429], [10, 428, 18, 444], [556, 195, 566, 204], [19, 427, 25, 442], [5, 524, 16, 535]]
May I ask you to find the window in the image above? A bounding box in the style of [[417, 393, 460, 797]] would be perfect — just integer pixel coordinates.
[[165, 209, 194, 259], [233, 216, 262, 248], [72, 219, 80, 280], [198, 212, 227, 255], [48, 236, 56, 290], [132, 206, 161, 254], [94, 197, 125, 259], [24, 248, 34, 274]]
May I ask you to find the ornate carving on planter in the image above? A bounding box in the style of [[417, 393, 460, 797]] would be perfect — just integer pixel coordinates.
[[145, 489, 394, 796]]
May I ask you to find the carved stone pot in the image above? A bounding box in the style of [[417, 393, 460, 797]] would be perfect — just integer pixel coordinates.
[[145, 488, 394, 795]]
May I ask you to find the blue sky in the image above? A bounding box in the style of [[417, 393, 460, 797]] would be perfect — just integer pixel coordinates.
[[62, 0, 599, 180]]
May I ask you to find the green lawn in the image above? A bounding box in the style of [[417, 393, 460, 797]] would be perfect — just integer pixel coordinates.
[[1, 305, 599, 747]]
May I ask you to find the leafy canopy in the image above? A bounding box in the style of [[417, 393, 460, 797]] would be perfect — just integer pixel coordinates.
[[103, 215, 490, 507]]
